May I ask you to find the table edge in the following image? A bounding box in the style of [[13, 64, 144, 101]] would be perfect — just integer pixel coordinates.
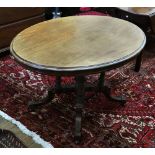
[[10, 34, 146, 75]]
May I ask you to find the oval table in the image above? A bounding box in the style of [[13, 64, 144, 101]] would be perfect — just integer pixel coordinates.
[[10, 16, 146, 143]]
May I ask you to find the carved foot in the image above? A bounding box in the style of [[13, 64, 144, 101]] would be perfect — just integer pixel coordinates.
[[98, 72, 126, 106], [103, 86, 126, 106], [28, 88, 55, 111]]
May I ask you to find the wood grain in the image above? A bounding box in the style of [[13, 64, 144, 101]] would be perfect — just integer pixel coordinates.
[[10, 16, 146, 73]]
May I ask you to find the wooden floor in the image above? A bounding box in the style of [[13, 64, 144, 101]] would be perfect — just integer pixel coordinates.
[[0, 116, 43, 148]]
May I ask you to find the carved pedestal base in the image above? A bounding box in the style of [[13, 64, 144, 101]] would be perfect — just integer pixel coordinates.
[[28, 73, 126, 143]]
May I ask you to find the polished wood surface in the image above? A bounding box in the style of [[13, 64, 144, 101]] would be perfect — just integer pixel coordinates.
[[10, 16, 146, 73]]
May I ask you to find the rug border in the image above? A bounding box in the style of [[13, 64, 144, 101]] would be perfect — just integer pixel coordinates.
[[0, 110, 53, 148]]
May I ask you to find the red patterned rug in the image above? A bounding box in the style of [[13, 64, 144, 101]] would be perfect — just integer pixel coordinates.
[[0, 46, 155, 147]]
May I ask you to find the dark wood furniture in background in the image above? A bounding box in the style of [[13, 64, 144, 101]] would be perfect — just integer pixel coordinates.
[[114, 8, 155, 72], [116, 8, 155, 34], [10, 16, 146, 143], [94, 7, 155, 34], [0, 7, 53, 54]]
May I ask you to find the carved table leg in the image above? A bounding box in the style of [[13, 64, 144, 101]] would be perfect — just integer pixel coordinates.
[[55, 76, 62, 93], [98, 72, 105, 91], [98, 72, 126, 106], [28, 76, 62, 111], [74, 76, 85, 144], [134, 51, 143, 72]]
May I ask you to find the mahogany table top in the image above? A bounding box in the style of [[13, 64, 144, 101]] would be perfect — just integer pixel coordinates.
[[10, 16, 146, 75]]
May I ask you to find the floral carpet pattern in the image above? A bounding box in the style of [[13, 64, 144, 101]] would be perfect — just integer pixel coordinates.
[[0, 48, 155, 147]]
